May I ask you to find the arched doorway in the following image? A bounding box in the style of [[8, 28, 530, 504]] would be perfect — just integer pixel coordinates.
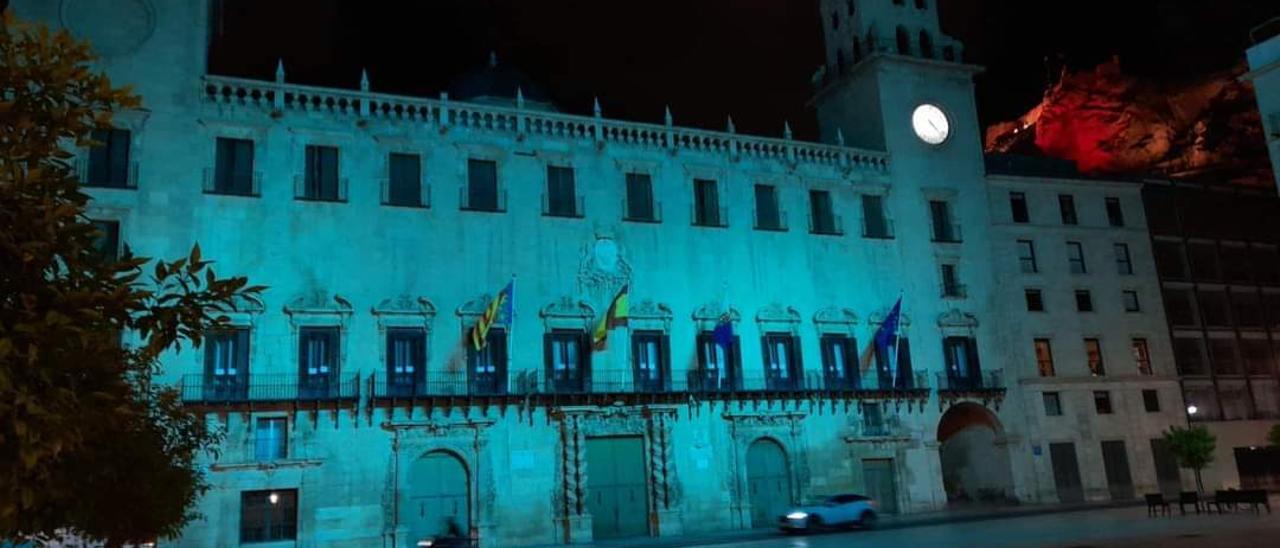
[[404, 451, 470, 542], [746, 438, 792, 527], [936, 403, 1014, 505]]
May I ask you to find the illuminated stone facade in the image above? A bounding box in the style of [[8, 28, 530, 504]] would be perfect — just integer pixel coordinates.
[[16, 0, 1191, 546]]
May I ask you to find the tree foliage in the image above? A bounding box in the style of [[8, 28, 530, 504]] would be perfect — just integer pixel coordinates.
[[0, 12, 263, 544], [1163, 425, 1216, 492], [1268, 424, 1280, 448]]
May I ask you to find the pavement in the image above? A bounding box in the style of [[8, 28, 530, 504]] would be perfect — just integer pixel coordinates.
[[565, 497, 1280, 548]]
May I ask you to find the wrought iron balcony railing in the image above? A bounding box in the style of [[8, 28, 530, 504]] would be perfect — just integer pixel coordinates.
[[935, 371, 1004, 392], [179, 373, 360, 404]]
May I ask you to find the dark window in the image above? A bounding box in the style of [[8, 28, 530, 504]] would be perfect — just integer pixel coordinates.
[[918, 30, 934, 58], [1221, 246, 1252, 283], [1094, 391, 1113, 414], [809, 190, 840, 235], [240, 489, 297, 543], [1173, 337, 1208, 375], [1010, 192, 1029, 223], [1123, 290, 1141, 312], [754, 184, 783, 230], [1025, 289, 1044, 311], [1199, 290, 1232, 327], [1163, 289, 1199, 326], [1105, 197, 1125, 227], [464, 159, 501, 211], [545, 330, 589, 393], [941, 264, 963, 297], [1209, 338, 1240, 374], [696, 331, 741, 391], [385, 328, 426, 396], [89, 220, 121, 260], [386, 153, 423, 207], [1142, 389, 1160, 413], [693, 178, 724, 227], [254, 417, 287, 461], [545, 165, 580, 217], [1114, 243, 1133, 275], [942, 336, 981, 387], [930, 200, 958, 242], [762, 333, 802, 390], [1266, 293, 1280, 329], [1035, 338, 1055, 376], [1154, 241, 1188, 279], [631, 331, 670, 392], [847, 0, 855, 15], [212, 137, 255, 195], [1253, 246, 1280, 284], [915, 0, 927, 8], [862, 195, 891, 238], [625, 173, 657, 221], [86, 128, 132, 187], [820, 334, 858, 389], [1188, 243, 1220, 281], [467, 327, 507, 395], [1075, 290, 1094, 312], [873, 335, 914, 389], [204, 327, 249, 400], [298, 327, 339, 398], [1018, 240, 1038, 273], [1067, 241, 1087, 274], [302, 145, 341, 201], [1059, 194, 1078, 225], [1132, 338, 1152, 375], [1085, 338, 1105, 375], [1043, 392, 1062, 416], [896, 25, 910, 55], [1241, 339, 1271, 375]]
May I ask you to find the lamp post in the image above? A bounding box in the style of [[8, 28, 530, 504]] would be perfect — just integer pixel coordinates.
[[1186, 404, 1198, 427]]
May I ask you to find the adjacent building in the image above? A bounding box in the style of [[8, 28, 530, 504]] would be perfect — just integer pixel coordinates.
[[1245, 16, 1280, 192]]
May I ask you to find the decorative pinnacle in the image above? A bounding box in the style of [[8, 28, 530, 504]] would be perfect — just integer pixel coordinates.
[[664, 106, 673, 127], [836, 127, 846, 147], [593, 97, 602, 117], [516, 86, 525, 109], [275, 58, 285, 83], [360, 68, 369, 92], [726, 115, 736, 134], [783, 120, 793, 140], [489, 50, 498, 68]]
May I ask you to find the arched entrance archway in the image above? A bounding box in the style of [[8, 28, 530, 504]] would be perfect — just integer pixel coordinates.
[[404, 450, 470, 541], [746, 438, 792, 527], [936, 403, 1014, 505]]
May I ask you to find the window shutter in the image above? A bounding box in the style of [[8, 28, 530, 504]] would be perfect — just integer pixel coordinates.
[[385, 331, 397, 377], [660, 334, 672, 391], [298, 331, 309, 378], [844, 336, 859, 380], [580, 331, 592, 389], [760, 336, 772, 376], [791, 335, 804, 381], [730, 335, 742, 389], [542, 332, 554, 387], [327, 329, 341, 378], [964, 337, 980, 378], [897, 338, 913, 385], [88, 129, 110, 183], [108, 129, 130, 185], [204, 333, 218, 377], [236, 329, 251, 381], [492, 329, 508, 390], [695, 333, 709, 370], [412, 331, 426, 378]]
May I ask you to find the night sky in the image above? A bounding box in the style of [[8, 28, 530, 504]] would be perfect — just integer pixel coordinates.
[[208, 0, 1280, 142]]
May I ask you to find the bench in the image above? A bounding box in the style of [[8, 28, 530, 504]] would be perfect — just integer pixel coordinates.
[[1145, 493, 1172, 517], [1211, 489, 1272, 514]]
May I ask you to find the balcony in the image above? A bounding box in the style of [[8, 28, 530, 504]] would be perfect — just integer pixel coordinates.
[[941, 283, 968, 299], [809, 212, 845, 236], [862, 218, 895, 239], [293, 175, 348, 202], [932, 223, 963, 243], [371, 371, 510, 398], [692, 205, 729, 228], [203, 167, 261, 197], [542, 193, 585, 218], [179, 374, 361, 409], [753, 208, 789, 232], [623, 198, 663, 223], [380, 177, 431, 208], [459, 185, 508, 213], [936, 371, 1006, 410], [76, 158, 138, 189]]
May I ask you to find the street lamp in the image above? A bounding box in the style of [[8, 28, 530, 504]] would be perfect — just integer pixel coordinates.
[[268, 492, 279, 505], [1187, 405, 1198, 416]]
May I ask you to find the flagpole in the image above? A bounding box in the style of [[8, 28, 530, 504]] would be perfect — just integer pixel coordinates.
[[891, 290, 904, 388], [508, 274, 516, 391]]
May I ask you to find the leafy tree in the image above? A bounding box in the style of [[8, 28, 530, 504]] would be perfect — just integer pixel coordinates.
[[1268, 424, 1280, 448], [0, 12, 263, 545], [1163, 425, 1217, 493]]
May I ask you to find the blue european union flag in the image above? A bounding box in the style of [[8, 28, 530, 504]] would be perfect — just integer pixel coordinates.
[[712, 313, 734, 349]]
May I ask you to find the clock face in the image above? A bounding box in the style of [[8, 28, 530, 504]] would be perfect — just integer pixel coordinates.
[[911, 104, 950, 145]]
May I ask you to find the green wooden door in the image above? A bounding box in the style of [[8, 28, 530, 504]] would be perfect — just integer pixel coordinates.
[[862, 458, 898, 514], [587, 436, 648, 539], [405, 452, 469, 541], [747, 439, 791, 528]]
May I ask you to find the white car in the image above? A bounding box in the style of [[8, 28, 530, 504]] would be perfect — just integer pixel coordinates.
[[778, 493, 878, 532]]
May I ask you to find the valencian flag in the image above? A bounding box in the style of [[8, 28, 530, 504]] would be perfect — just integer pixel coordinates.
[[860, 296, 902, 374], [471, 279, 514, 351], [592, 285, 630, 350]]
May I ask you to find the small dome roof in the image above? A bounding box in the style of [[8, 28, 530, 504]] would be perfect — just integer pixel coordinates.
[[448, 52, 556, 110]]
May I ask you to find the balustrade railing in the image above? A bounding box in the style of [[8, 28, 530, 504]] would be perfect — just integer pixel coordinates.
[[936, 371, 1004, 392], [180, 374, 360, 404]]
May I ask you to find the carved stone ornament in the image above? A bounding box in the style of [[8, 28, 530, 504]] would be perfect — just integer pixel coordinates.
[[692, 303, 741, 323], [283, 290, 354, 326], [540, 297, 595, 331], [577, 232, 632, 303], [936, 308, 979, 328], [868, 309, 911, 327], [629, 299, 674, 331], [456, 293, 496, 319], [372, 295, 437, 329], [755, 303, 802, 328], [812, 307, 858, 329]]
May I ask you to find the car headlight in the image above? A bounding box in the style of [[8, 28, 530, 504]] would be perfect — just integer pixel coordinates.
[[786, 511, 809, 520]]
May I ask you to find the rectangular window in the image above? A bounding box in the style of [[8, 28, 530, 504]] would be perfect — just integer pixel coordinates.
[[861, 194, 891, 238], [298, 327, 339, 398], [930, 200, 959, 242], [464, 158, 501, 211], [820, 334, 857, 389], [1163, 289, 1199, 326], [624, 173, 657, 222], [1094, 391, 1113, 414], [302, 145, 341, 201], [754, 184, 783, 230], [942, 336, 981, 388], [762, 333, 801, 390], [1188, 243, 1220, 281], [1173, 336, 1208, 375], [1221, 246, 1252, 283], [941, 264, 963, 297], [696, 331, 740, 391], [1199, 290, 1232, 326], [1043, 391, 1062, 416], [240, 489, 297, 543], [386, 152, 423, 207], [89, 219, 121, 261], [1025, 289, 1045, 312], [86, 128, 132, 188], [467, 327, 507, 395], [545, 330, 588, 393], [385, 328, 426, 395], [1010, 191, 1029, 223], [1242, 339, 1271, 375], [1114, 243, 1133, 275], [1154, 241, 1189, 279], [1034, 338, 1055, 377], [545, 165, 580, 217], [809, 190, 840, 234], [1059, 194, 1078, 225], [1105, 197, 1125, 227], [1075, 290, 1094, 312], [1085, 338, 1105, 376], [1067, 241, 1087, 274], [254, 417, 287, 461], [204, 327, 249, 400], [1232, 291, 1262, 327], [1123, 290, 1141, 312], [1018, 240, 1038, 273], [1132, 338, 1152, 375], [1209, 338, 1240, 374], [1142, 389, 1160, 412], [631, 331, 669, 392], [212, 137, 255, 195], [693, 178, 724, 227], [873, 335, 914, 389]]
